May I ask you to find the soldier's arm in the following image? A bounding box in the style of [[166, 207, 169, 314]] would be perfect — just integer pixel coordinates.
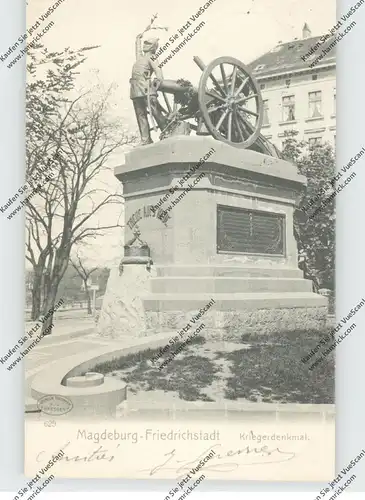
[[149, 58, 163, 80], [135, 33, 143, 60]]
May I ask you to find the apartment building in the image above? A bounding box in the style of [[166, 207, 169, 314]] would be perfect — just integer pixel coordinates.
[[249, 24, 336, 149]]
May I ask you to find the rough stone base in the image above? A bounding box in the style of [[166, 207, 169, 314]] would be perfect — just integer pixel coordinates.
[[145, 306, 328, 341], [97, 265, 156, 339], [99, 264, 328, 341]]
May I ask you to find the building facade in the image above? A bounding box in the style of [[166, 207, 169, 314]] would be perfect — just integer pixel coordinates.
[[249, 24, 336, 150]]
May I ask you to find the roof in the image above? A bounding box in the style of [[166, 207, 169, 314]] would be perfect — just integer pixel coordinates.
[[248, 35, 336, 79]]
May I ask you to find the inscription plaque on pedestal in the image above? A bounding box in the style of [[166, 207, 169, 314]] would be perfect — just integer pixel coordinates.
[[217, 204, 285, 255]]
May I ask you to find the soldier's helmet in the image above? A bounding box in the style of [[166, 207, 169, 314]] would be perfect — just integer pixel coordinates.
[[143, 37, 159, 53]]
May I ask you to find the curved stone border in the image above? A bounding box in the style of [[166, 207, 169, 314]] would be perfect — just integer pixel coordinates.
[[29, 332, 176, 417], [30, 331, 335, 418]]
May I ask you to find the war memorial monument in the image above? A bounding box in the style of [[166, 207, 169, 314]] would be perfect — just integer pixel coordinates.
[[24, 16, 334, 482], [98, 39, 327, 340]]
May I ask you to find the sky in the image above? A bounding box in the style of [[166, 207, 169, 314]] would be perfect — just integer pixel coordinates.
[[29, 0, 336, 129], [26, 0, 336, 265]]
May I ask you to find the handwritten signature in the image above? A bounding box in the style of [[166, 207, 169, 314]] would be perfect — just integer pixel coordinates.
[[139, 443, 297, 476], [36, 441, 118, 464], [35, 442, 297, 475]]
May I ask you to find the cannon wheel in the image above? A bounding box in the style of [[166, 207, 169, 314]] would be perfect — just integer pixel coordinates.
[[198, 56, 263, 148]]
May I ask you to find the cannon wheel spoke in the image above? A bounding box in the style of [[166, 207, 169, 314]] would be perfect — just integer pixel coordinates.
[[238, 105, 259, 119], [231, 66, 237, 95], [206, 90, 226, 103], [243, 93, 259, 101], [234, 77, 250, 98], [207, 103, 225, 113], [216, 108, 230, 131], [198, 56, 263, 148], [232, 110, 244, 142], [220, 64, 229, 94], [227, 111, 233, 141], [237, 110, 254, 137], [162, 92, 172, 114], [208, 72, 226, 98], [236, 93, 259, 105]]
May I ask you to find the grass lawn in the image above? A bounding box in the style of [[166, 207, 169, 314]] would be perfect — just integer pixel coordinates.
[[89, 330, 334, 404]]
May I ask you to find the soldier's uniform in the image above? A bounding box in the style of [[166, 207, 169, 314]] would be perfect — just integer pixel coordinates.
[[130, 36, 167, 145]]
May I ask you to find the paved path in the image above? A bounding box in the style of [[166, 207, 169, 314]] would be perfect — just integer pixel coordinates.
[[24, 331, 122, 372], [24, 318, 120, 397], [24, 316, 143, 398], [25, 315, 96, 341]]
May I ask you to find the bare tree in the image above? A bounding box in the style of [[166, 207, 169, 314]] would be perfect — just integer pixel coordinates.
[[26, 90, 135, 334], [70, 251, 98, 315], [25, 44, 99, 319]]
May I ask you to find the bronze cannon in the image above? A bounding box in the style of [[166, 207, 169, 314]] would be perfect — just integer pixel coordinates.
[[149, 55, 281, 157]]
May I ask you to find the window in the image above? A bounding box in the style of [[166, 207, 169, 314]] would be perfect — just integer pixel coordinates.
[[282, 95, 295, 122], [217, 205, 285, 255], [263, 100, 270, 125], [308, 137, 322, 146], [285, 78, 291, 87], [312, 74, 318, 81], [308, 91, 322, 118], [260, 83, 266, 90]]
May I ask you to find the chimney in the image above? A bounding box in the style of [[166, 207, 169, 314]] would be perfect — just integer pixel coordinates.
[[302, 23, 312, 39]]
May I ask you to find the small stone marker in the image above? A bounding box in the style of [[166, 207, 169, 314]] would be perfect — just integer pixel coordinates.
[[66, 372, 104, 388]]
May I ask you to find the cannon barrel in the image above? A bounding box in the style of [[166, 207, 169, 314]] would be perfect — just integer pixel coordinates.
[[193, 56, 206, 71], [158, 79, 198, 96], [157, 57, 205, 95]]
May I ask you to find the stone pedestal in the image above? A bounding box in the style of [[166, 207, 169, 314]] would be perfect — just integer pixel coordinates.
[[100, 136, 326, 339], [97, 265, 157, 338]]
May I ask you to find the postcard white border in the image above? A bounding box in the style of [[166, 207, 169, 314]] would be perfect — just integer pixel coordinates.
[[1, 0, 365, 495]]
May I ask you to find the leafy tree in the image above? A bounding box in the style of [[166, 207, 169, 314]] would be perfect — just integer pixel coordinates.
[[282, 130, 335, 289]]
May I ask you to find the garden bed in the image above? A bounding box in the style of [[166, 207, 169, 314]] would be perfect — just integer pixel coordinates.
[[89, 330, 335, 405]]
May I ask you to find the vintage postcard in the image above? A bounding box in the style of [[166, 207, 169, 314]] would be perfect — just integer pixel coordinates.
[[17, 0, 341, 482]]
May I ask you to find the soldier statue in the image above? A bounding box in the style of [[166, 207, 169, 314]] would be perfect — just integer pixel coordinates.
[[130, 16, 168, 145], [128, 15, 283, 157]]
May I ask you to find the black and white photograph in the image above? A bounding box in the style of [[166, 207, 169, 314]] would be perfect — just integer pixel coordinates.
[[1, 0, 353, 483]]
